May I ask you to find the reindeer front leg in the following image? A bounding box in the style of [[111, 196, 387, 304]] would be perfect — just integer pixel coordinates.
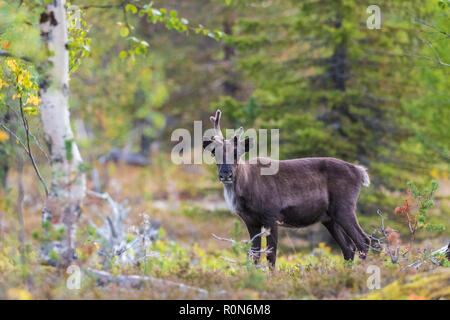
[[266, 224, 278, 269], [246, 224, 262, 264]]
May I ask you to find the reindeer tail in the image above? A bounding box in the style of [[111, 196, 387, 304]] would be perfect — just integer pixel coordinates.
[[355, 165, 370, 187]]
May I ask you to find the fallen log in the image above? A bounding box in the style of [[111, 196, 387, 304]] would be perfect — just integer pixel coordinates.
[[85, 267, 208, 298], [98, 148, 150, 166]]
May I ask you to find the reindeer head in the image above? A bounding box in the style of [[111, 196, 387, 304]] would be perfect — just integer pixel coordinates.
[[203, 109, 253, 184]]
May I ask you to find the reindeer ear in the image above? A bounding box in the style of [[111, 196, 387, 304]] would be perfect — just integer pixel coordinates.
[[233, 135, 239, 146], [203, 140, 215, 156], [236, 137, 254, 159], [243, 137, 254, 153]]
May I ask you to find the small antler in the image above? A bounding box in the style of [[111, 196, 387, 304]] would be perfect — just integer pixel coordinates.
[[233, 126, 244, 140], [210, 109, 223, 139]]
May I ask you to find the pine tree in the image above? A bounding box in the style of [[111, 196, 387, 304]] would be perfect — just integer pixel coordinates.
[[223, 0, 445, 198]]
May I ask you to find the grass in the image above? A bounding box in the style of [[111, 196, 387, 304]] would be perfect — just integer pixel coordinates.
[[0, 160, 448, 300]]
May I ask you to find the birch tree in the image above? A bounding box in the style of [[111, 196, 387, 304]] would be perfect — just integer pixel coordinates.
[[2, 0, 223, 266], [39, 0, 85, 265]]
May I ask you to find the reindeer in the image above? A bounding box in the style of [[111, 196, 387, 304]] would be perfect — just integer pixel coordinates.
[[202, 109, 371, 268]]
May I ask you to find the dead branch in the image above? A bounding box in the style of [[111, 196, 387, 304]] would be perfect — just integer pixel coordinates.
[[212, 228, 272, 263], [86, 190, 160, 266], [406, 244, 450, 270], [375, 209, 400, 264], [84, 267, 208, 298], [211, 233, 237, 245]]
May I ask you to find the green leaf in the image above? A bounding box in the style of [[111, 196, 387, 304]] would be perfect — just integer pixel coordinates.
[[120, 27, 129, 37], [119, 51, 127, 59], [125, 4, 138, 14]]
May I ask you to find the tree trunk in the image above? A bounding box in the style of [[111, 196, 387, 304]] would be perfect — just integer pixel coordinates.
[[222, 13, 239, 97], [39, 0, 85, 266], [0, 112, 10, 188]]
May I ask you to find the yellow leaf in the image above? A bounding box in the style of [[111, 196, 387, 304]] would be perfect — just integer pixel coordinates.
[[0, 130, 9, 142], [430, 168, 439, 179], [0, 77, 9, 89], [7, 288, 33, 300], [18, 71, 32, 89], [6, 59, 18, 73], [26, 94, 40, 106]]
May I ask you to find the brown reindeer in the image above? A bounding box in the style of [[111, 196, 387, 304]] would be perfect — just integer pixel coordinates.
[[203, 109, 371, 268]]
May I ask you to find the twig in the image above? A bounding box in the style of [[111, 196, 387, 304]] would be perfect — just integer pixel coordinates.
[[220, 257, 237, 264], [5, 103, 49, 161], [212, 228, 272, 263], [0, 122, 28, 151], [249, 228, 271, 244], [121, 1, 131, 30], [376, 209, 399, 263], [78, 4, 123, 10], [77, 1, 223, 39], [412, 14, 450, 39], [18, 97, 49, 198], [211, 233, 237, 245], [421, 38, 450, 67]]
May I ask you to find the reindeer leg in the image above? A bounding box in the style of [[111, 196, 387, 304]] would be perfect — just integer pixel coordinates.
[[334, 205, 370, 259], [265, 224, 278, 269], [323, 220, 356, 260], [246, 224, 262, 264]]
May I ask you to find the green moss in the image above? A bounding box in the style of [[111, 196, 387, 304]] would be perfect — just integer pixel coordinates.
[[363, 269, 450, 300]]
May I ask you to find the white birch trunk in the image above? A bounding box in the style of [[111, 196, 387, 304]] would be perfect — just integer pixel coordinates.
[[39, 0, 85, 265]]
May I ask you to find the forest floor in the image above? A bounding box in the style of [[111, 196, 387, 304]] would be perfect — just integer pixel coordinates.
[[0, 158, 449, 300]]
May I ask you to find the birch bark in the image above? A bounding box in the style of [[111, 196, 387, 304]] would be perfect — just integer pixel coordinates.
[[39, 0, 85, 265]]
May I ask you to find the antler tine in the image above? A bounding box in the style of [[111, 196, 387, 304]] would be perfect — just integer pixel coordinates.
[[210, 109, 223, 138], [234, 126, 243, 140]]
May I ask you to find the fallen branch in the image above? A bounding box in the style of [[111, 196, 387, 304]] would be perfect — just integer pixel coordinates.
[[86, 190, 160, 266], [84, 267, 208, 298], [407, 244, 450, 269]]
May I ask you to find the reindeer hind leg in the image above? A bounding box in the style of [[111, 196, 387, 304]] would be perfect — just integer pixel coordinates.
[[323, 220, 356, 260], [333, 204, 370, 259]]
